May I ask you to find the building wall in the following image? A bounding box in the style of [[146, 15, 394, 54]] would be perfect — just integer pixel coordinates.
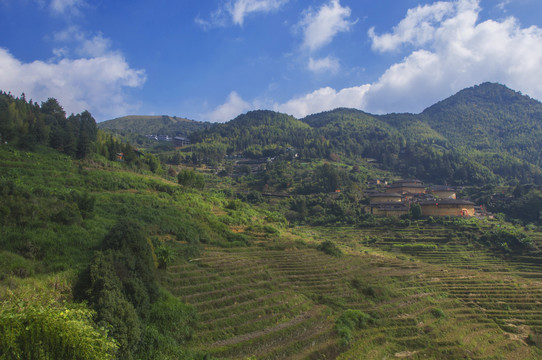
[[370, 196, 402, 203], [372, 208, 409, 217], [386, 186, 425, 194], [421, 204, 475, 217], [433, 191, 456, 199]]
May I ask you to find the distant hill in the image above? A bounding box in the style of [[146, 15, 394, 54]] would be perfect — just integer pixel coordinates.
[[420, 82, 542, 166], [98, 115, 209, 136], [186, 83, 542, 185]]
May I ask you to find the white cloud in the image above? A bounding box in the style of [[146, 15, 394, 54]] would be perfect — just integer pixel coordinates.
[[197, 0, 288, 28], [274, 85, 370, 118], [308, 56, 340, 73], [368, 1, 459, 52], [298, 0, 355, 52], [281, 0, 542, 117], [0, 47, 146, 120], [227, 0, 288, 26], [201, 91, 252, 122], [364, 0, 542, 113], [53, 26, 112, 57], [206, 0, 542, 121], [50, 0, 86, 16]]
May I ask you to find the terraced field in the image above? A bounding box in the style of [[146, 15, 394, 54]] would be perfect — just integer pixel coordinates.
[[162, 222, 542, 359]]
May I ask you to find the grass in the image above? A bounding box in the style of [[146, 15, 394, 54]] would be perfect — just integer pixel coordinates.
[[2, 145, 542, 359], [163, 222, 542, 359]]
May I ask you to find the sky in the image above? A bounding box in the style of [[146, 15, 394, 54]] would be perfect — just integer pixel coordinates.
[[1, 0, 542, 122]]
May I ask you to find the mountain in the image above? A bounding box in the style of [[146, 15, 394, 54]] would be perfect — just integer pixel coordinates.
[[190, 110, 313, 154], [420, 82, 542, 166], [98, 115, 209, 136], [186, 83, 542, 185]]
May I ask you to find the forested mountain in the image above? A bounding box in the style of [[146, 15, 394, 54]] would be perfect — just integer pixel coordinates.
[[421, 82, 542, 163], [187, 83, 542, 186], [98, 115, 209, 136]]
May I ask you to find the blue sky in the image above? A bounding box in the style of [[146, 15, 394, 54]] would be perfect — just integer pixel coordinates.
[[1, 0, 542, 122]]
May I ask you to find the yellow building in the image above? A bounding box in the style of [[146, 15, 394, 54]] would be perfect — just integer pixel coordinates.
[[386, 180, 426, 195], [371, 206, 410, 217], [431, 185, 456, 199], [419, 199, 475, 217], [369, 193, 403, 204]]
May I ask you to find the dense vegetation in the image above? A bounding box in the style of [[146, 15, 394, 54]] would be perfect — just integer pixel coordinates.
[[2, 83, 542, 359], [98, 115, 208, 138]]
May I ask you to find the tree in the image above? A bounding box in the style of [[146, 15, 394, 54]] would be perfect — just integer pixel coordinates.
[[0, 302, 118, 360], [177, 169, 205, 190], [410, 203, 422, 219]]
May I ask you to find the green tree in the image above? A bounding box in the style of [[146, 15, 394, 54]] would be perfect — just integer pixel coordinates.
[[177, 169, 205, 190], [0, 302, 117, 360], [410, 203, 422, 219]]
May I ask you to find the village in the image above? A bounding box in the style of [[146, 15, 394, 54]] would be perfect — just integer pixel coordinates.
[[365, 179, 487, 218]]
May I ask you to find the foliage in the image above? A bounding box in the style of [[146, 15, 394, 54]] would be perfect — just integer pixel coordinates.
[[177, 169, 205, 190], [140, 289, 198, 358], [76, 220, 160, 358], [479, 226, 533, 252], [410, 203, 422, 219], [97, 115, 208, 138], [0, 303, 118, 359], [0, 93, 98, 158], [335, 309, 373, 346], [317, 240, 342, 257], [155, 245, 175, 270], [0, 274, 117, 360]]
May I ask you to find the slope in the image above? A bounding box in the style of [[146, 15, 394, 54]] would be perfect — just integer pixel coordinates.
[[98, 115, 209, 136], [420, 82, 542, 167]]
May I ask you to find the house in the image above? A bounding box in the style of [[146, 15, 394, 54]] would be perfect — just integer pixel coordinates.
[[370, 204, 410, 217], [431, 185, 456, 199], [173, 136, 190, 147], [116, 152, 124, 161], [419, 199, 475, 217], [386, 179, 426, 195], [367, 192, 408, 217], [369, 193, 403, 204], [157, 135, 170, 141]]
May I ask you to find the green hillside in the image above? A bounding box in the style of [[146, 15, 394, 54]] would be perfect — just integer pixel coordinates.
[[421, 82, 542, 164], [98, 115, 209, 136], [2, 86, 542, 359]]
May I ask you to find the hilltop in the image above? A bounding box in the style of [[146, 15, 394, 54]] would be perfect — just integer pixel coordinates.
[[98, 115, 209, 136]]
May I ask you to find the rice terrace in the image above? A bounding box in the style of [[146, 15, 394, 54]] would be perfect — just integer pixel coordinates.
[[4, 1, 542, 352]]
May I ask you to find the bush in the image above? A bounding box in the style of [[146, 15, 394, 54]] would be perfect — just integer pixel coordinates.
[[0, 303, 117, 360], [317, 240, 342, 257], [335, 309, 373, 346], [177, 169, 205, 190], [431, 307, 446, 318]]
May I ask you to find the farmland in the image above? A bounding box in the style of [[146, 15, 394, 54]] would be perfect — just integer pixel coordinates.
[[166, 222, 542, 359]]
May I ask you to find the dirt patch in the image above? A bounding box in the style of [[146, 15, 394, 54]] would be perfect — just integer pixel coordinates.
[[395, 350, 418, 358]]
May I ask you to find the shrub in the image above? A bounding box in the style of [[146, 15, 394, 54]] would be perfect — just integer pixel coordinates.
[[431, 307, 446, 318], [317, 240, 342, 257], [177, 169, 205, 190], [0, 303, 117, 360], [335, 309, 373, 346], [155, 245, 175, 270]]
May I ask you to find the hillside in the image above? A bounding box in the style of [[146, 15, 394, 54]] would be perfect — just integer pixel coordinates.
[[2, 145, 542, 359], [420, 82, 542, 167], [98, 115, 209, 136], [184, 83, 542, 186], [2, 86, 542, 359]]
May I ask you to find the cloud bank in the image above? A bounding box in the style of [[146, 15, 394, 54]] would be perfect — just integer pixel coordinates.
[[207, 0, 542, 121], [0, 47, 145, 120]]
